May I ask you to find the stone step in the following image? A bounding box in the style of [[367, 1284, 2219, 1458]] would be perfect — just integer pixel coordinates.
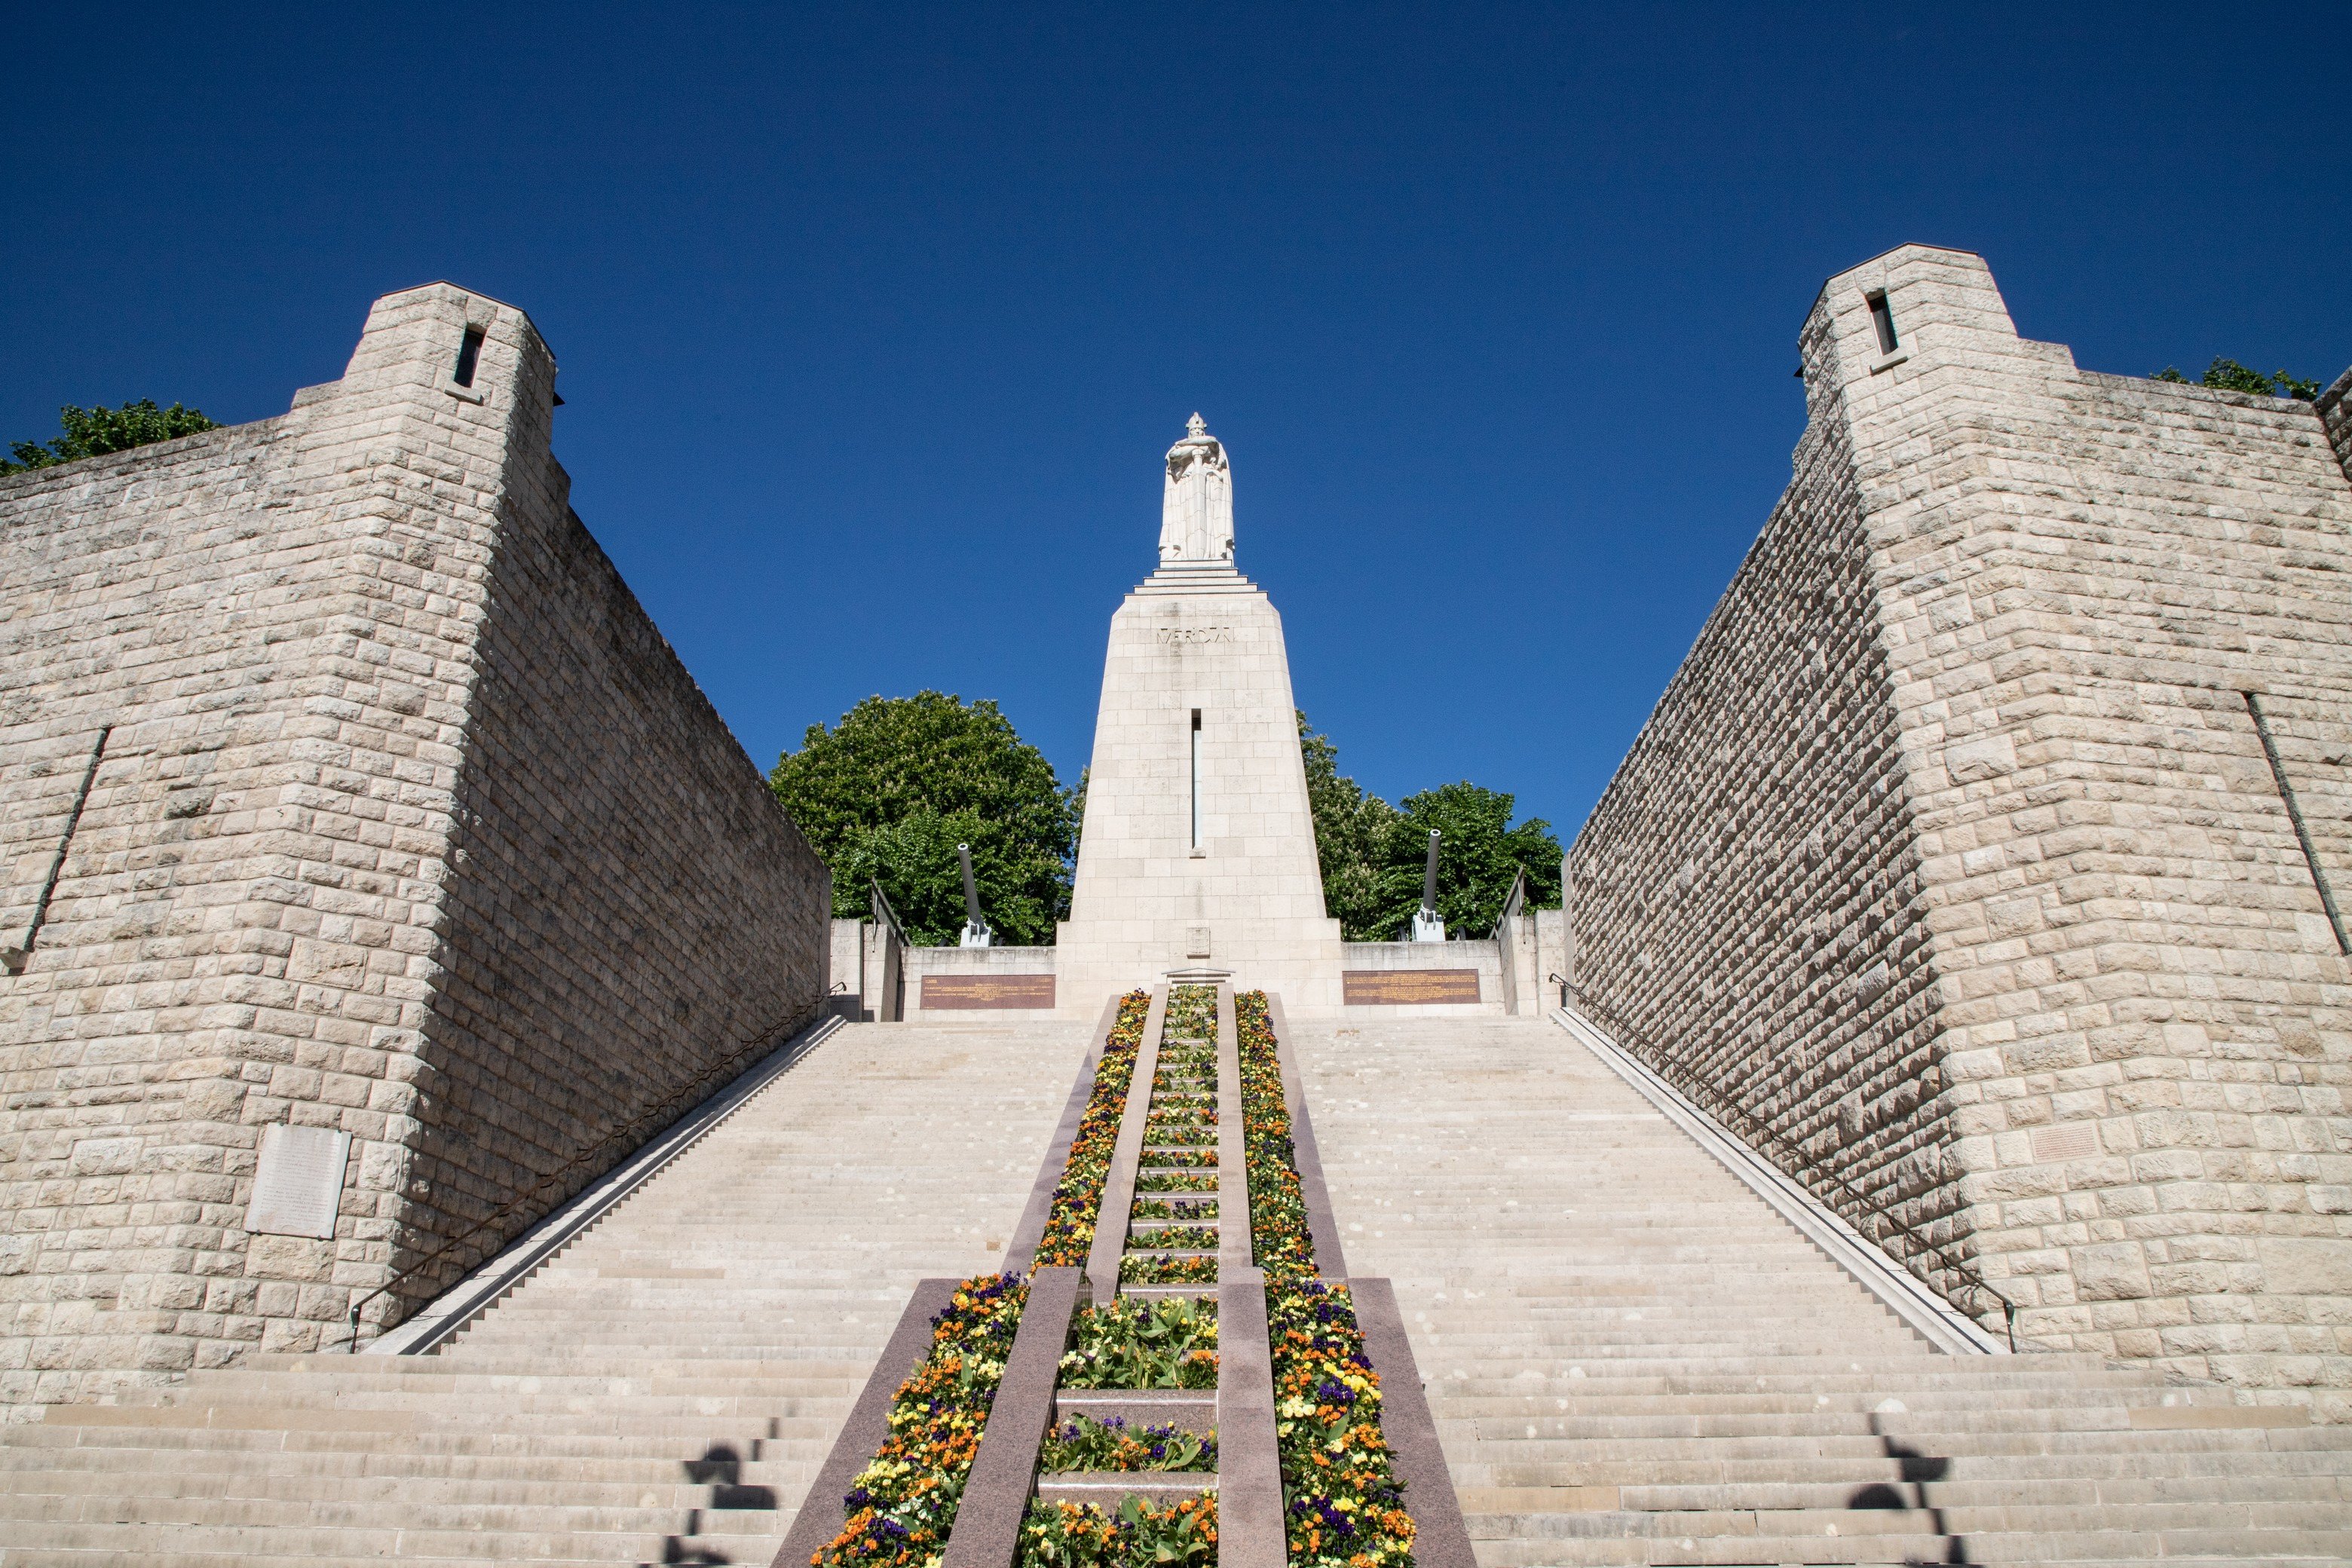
[[1053, 1389, 1217, 1434], [1035, 1471, 1215, 1506]]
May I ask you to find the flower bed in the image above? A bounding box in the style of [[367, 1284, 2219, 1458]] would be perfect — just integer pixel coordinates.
[[1017, 1495, 1217, 1568], [1132, 1224, 1218, 1251], [814, 1272, 1027, 1568], [1233, 992, 1418, 1568], [1132, 1197, 1217, 1222], [1036, 991, 1153, 1268], [1040, 1414, 1217, 1472], [1267, 1279, 1415, 1568], [1143, 1147, 1217, 1169], [1059, 1293, 1219, 1389], [1233, 993, 1314, 1282], [1121, 1252, 1219, 1285], [1138, 1171, 1216, 1194]]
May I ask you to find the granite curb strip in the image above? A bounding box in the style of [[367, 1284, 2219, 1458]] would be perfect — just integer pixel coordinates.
[[1216, 1269, 1286, 1568], [1346, 1276, 1478, 1568], [941, 1265, 1085, 1568], [769, 1276, 961, 1568], [1261, 991, 1347, 1280], [1084, 984, 1170, 1303], [1215, 985, 1253, 1283], [1006, 994, 1124, 1270], [372, 1011, 847, 1355]]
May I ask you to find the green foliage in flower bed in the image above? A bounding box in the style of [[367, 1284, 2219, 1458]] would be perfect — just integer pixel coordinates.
[[1037, 991, 1152, 1267], [1061, 1296, 1219, 1389], [1165, 985, 1217, 1037], [815, 1272, 1027, 1568], [1147, 1105, 1217, 1125], [1039, 1414, 1217, 1472], [1133, 1225, 1218, 1251], [1267, 1278, 1415, 1568], [1138, 1171, 1217, 1193], [1132, 1198, 1217, 1221], [1144, 1148, 1217, 1168], [1234, 993, 1314, 1281], [1122, 1252, 1219, 1285], [1018, 1495, 1217, 1568]]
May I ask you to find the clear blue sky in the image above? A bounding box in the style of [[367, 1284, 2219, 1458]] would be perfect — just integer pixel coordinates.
[[7, 5, 2346, 843]]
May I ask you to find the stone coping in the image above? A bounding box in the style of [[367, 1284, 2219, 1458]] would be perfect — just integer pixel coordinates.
[[767, 1276, 961, 1568], [1263, 992, 1349, 1280], [942, 1266, 1085, 1568], [1347, 1278, 1477, 1568], [1053, 1389, 1217, 1433], [1214, 1270, 1285, 1568], [1083, 985, 1171, 1304]]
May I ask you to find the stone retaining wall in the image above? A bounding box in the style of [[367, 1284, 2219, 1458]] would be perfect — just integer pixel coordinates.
[[1573, 245, 2352, 1413], [0, 283, 826, 1412]]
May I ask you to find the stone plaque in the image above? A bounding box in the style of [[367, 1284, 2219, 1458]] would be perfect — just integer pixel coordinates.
[[1185, 926, 1211, 959], [920, 974, 1056, 1011], [1342, 969, 1482, 1006], [243, 1123, 351, 1239]]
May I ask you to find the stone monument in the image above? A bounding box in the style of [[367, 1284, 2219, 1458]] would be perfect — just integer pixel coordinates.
[[1055, 416, 1345, 1015]]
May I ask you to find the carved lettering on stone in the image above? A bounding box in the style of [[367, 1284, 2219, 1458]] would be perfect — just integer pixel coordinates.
[[243, 1125, 351, 1240]]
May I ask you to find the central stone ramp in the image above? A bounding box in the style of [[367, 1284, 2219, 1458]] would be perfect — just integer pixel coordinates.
[[1297, 1016, 2352, 1566], [0, 1019, 1089, 1567]]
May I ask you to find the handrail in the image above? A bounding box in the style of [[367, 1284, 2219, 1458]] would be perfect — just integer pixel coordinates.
[[869, 875, 909, 950], [342, 1003, 819, 1350], [1487, 865, 1528, 942], [1577, 992, 2019, 1351]]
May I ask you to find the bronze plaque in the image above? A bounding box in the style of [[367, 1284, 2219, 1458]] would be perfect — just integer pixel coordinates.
[[920, 973, 1057, 1010], [1342, 968, 1482, 1006]]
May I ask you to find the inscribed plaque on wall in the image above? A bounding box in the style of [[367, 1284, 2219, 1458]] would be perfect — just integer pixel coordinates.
[[243, 1124, 352, 1239], [1342, 969, 1482, 1006], [920, 974, 1057, 1010]]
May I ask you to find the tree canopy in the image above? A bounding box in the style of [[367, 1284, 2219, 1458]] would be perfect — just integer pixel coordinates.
[[770, 692, 1076, 945], [3, 401, 219, 476], [1300, 712, 1561, 939], [2152, 359, 2321, 401]]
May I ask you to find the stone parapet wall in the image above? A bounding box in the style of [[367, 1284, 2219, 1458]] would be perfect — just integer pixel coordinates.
[[0, 282, 825, 1412]]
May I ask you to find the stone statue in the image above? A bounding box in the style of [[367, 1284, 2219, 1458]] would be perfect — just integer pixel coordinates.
[[1159, 413, 1235, 564]]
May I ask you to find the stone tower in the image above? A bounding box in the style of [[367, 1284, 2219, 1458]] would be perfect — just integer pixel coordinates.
[[0, 283, 828, 1409], [1570, 243, 2352, 1407], [1055, 416, 1343, 1015]]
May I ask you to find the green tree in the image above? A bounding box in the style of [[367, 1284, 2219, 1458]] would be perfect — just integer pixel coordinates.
[[3, 400, 220, 475], [1366, 782, 1562, 942], [1298, 711, 1397, 939], [770, 692, 1076, 945], [2152, 359, 2321, 401]]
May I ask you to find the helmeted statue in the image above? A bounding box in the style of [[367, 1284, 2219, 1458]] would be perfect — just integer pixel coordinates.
[[1158, 413, 1235, 564]]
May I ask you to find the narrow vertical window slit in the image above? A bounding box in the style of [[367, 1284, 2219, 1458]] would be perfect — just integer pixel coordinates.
[[453, 326, 485, 387], [1867, 292, 1899, 355]]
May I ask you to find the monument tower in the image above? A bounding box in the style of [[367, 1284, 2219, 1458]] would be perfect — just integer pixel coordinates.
[[1055, 416, 1344, 1014]]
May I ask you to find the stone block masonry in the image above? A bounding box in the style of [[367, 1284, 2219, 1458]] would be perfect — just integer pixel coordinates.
[[1572, 244, 2352, 1414], [0, 282, 828, 1415]]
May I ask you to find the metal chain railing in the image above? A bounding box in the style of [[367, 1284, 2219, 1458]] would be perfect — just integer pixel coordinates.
[[1579, 994, 2020, 1351], [341, 1003, 821, 1352]]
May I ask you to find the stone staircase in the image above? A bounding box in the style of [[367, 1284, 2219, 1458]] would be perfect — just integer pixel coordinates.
[[1294, 1015, 2352, 1567], [0, 1019, 1091, 1568]]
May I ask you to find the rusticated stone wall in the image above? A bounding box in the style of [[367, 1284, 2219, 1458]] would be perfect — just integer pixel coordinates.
[[1575, 245, 2352, 1413], [0, 283, 826, 1413], [1570, 387, 1962, 1306]]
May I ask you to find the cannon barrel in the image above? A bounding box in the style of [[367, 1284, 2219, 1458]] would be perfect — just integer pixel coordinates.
[[957, 843, 984, 924]]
